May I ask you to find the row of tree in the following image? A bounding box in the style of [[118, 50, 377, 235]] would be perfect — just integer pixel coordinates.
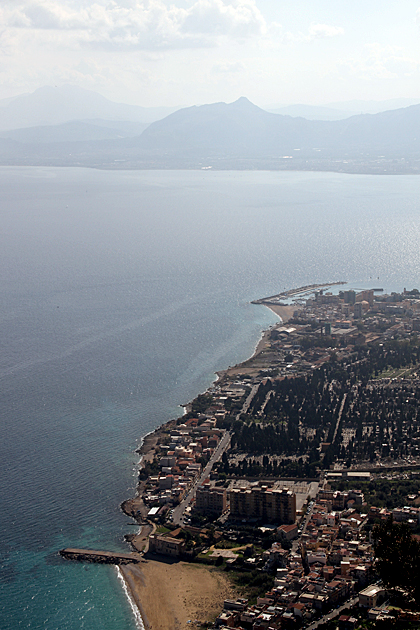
[[373, 518, 420, 606], [227, 337, 420, 473]]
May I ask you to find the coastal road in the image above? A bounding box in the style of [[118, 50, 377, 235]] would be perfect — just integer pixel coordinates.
[[172, 430, 231, 526]]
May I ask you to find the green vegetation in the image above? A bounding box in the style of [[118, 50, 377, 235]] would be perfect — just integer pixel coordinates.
[[373, 518, 420, 607], [331, 477, 420, 510], [214, 539, 242, 549], [219, 337, 420, 476], [155, 526, 171, 534], [227, 570, 274, 605], [374, 364, 420, 380], [139, 457, 160, 479], [191, 393, 214, 414], [224, 392, 249, 413]]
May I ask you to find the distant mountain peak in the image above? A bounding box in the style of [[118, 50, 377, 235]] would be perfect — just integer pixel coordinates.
[[233, 96, 252, 104], [231, 96, 259, 108], [229, 96, 267, 115]]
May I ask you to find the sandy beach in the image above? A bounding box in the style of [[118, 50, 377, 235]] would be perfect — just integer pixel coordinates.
[[264, 303, 296, 322], [120, 558, 238, 630], [215, 302, 298, 380], [253, 304, 296, 354]]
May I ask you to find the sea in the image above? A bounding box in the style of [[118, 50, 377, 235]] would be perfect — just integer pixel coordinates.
[[0, 167, 419, 629]]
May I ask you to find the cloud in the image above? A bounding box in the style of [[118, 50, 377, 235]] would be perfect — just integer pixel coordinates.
[[308, 23, 344, 39], [181, 0, 266, 38], [0, 4, 78, 33], [338, 44, 419, 80], [212, 60, 244, 72], [0, 2, 346, 53], [280, 22, 344, 44], [0, 0, 268, 49]]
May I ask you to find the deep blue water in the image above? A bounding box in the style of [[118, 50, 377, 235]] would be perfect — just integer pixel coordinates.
[[0, 168, 419, 629]]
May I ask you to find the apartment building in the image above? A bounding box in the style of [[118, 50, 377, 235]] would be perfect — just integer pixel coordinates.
[[195, 484, 227, 516], [230, 485, 296, 524]]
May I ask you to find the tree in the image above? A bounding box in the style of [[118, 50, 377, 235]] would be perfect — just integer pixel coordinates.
[[373, 517, 420, 606]]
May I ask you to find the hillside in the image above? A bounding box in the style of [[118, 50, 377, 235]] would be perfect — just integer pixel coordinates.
[[0, 95, 419, 172], [136, 97, 420, 156], [0, 85, 179, 130]]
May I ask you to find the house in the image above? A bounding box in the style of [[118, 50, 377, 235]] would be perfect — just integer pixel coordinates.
[[359, 584, 386, 608], [214, 610, 238, 627], [338, 615, 358, 630], [278, 523, 299, 541], [293, 602, 306, 618], [148, 533, 185, 557]]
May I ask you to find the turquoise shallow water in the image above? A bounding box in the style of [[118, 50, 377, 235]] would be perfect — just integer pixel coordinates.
[[0, 168, 419, 629]]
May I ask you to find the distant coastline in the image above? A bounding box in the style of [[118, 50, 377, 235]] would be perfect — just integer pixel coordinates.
[[1, 90, 420, 175]]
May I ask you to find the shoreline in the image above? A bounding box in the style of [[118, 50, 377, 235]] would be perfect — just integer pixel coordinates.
[[123, 301, 293, 512], [113, 283, 420, 628], [117, 566, 148, 629], [250, 303, 295, 354], [214, 302, 296, 382], [119, 301, 297, 627]]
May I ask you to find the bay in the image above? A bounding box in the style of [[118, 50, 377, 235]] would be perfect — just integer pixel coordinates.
[[0, 167, 419, 629]]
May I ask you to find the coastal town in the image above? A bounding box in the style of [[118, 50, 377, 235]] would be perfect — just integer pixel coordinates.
[[62, 284, 420, 629]]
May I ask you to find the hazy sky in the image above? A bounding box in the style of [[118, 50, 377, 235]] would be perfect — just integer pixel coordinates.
[[1, 0, 420, 107]]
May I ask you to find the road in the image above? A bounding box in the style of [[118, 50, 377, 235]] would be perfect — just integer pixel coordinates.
[[291, 502, 313, 554], [237, 383, 260, 419], [173, 381, 252, 526], [172, 430, 231, 526], [304, 597, 359, 629], [332, 393, 347, 444]]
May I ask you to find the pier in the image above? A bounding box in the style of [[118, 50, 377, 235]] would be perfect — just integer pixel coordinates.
[[251, 281, 346, 306], [59, 548, 143, 565]]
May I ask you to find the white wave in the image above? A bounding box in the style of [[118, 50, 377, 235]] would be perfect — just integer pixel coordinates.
[[115, 566, 145, 630]]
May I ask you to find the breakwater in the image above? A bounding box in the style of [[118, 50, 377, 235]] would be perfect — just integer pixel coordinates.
[[59, 548, 143, 565], [251, 281, 346, 305]]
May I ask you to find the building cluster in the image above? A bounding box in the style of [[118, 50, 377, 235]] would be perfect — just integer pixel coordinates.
[[290, 288, 420, 343], [196, 482, 228, 516], [134, 287, 420, 628], [149, 523, 224, 557], [149, 482, 419, 627], [143, 417, 225, 520], [236, 288, 420, 384], [148, 528, 186, 556], [195, 480, 297, 525], [214, 485, 386, 629], [368, 504, 420, 528]]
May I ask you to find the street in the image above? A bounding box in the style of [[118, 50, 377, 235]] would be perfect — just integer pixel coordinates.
[[172, 430, 231, 525], [304, 597, 359, 629]]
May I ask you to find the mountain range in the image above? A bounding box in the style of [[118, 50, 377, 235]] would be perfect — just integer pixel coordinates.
[[0, 85, 179, 131], [137, 96, 420, 155], [0, 86, 419, 173], [267, 98, 420, 121]]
